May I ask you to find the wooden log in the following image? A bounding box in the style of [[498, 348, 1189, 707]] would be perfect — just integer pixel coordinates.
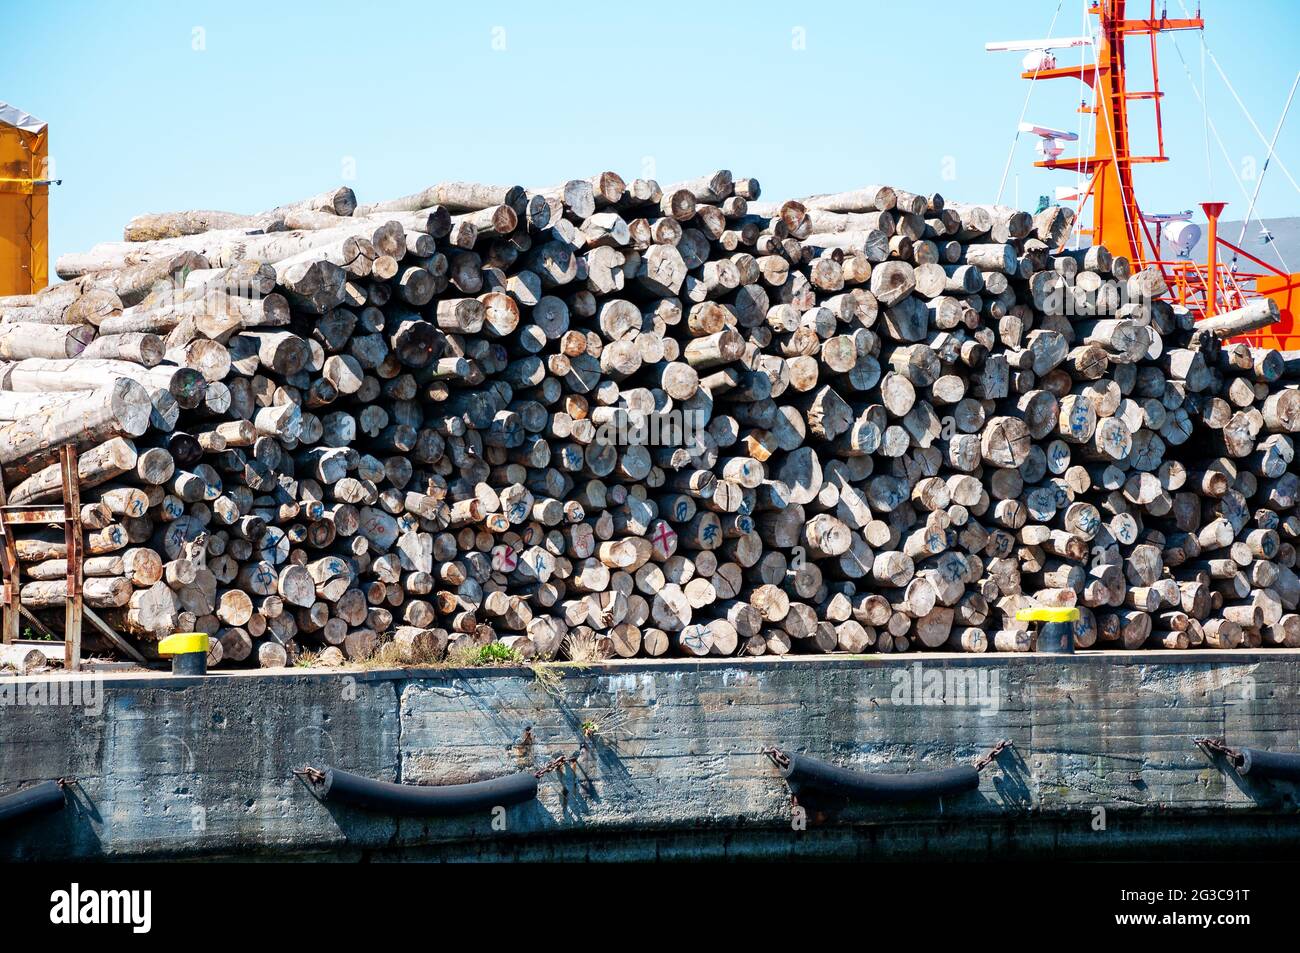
[[105, 582, 178, 640], [0, 380, 151, 475], [123, 209, 285, 242], [1196, 298, 1280, 338], [28, 167, 1300, 666], [0, 323, 95, 359], [22, 577, 132, 609]]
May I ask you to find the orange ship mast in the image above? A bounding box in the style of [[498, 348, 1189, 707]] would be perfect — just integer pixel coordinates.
[[1025, 0, 1202, 271], [994, 1, 1300, 348]]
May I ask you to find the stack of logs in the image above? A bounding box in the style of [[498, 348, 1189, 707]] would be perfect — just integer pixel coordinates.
[[0, 169, 1296, 668]]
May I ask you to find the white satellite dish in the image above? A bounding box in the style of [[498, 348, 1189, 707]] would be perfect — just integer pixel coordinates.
[[1036, 138, 1065, 160], [987, 36, 1091, 75], [1020, 123, 1078, 162], [1021, 50, 1056, 71], [1165, 220, 1202, 257]]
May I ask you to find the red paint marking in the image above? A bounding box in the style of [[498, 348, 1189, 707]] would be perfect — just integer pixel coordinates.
[[652, 522, 676, 554]]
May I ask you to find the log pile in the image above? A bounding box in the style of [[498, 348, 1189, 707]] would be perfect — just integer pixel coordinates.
[[0, 169, 1297, 667]]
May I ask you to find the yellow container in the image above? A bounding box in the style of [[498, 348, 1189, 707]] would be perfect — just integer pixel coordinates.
[[0, 103, 50, 296]]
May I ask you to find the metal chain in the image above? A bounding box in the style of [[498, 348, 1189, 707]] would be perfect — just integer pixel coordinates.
[[293, 757, 577, 785], [534, 749, 581, 779], [766, 744, 1010, 773], [761, 747, 790, 771], [974, 739, 1013, 771], [1194, 737, 1242, 765], [533, 756, 567, 778]]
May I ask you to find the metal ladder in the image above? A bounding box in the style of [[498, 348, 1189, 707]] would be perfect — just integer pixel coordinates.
[[0, 445, 142, 671]]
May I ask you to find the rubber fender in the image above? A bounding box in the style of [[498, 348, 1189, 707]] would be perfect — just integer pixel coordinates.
[[1238, 747, 1300, 782], [0, 780, 66, 826], [782, 753, 980, 803], [313, 766, 538, 816]]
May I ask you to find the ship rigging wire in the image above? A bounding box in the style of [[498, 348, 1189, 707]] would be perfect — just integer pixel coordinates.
[[994, 0, 1067, 205], [1177, 0, 1300, 196], [1031, 2, 1295, 275], [1078, 9, 1146, 263], [1062, 0, 1096, 251], [1167, 27, 1292, 274], [1232, 71, 1299, 269], [1201, 29, 1211, 196]]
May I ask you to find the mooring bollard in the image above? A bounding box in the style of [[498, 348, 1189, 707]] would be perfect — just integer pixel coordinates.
[[1014, 607, 1081, 654], [157, 632, 209, 675]]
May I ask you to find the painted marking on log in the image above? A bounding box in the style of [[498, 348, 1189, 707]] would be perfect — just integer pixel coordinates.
[[1076, 509, 1100, 535], [682, 625, 709, 652], [652, 522, 677, 557], [492, 546, 519, 572]]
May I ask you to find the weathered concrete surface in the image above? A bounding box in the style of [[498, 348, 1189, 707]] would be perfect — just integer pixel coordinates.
[[1, 651, 1298, 861]]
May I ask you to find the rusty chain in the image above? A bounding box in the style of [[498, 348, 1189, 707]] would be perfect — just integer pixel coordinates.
[[974, 739, 1013, 771], [293, 756, 575, 785], [1194, 737, 1243, 765], [765, 743, 1011, 773], [534, 748, 582, 778]]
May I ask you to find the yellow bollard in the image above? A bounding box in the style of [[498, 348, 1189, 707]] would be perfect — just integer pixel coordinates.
[[157, 632, 210, 675], [1014, 607, 1081, 654]]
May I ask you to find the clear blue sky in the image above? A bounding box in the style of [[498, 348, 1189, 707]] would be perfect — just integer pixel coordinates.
[[3, 0, 1297, 265]]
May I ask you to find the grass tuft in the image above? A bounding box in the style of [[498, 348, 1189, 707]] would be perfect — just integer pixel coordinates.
[[294, 650, 320, 668], [531, 662, 564, 697], [561, 631, 602, 664]]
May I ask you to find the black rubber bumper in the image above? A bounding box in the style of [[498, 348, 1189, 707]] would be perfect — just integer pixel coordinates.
[[783, 753, 980, 803], [0, 780, 66, 826], [312, 767, 538, 816], [1238, 747, 1300, 782]]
